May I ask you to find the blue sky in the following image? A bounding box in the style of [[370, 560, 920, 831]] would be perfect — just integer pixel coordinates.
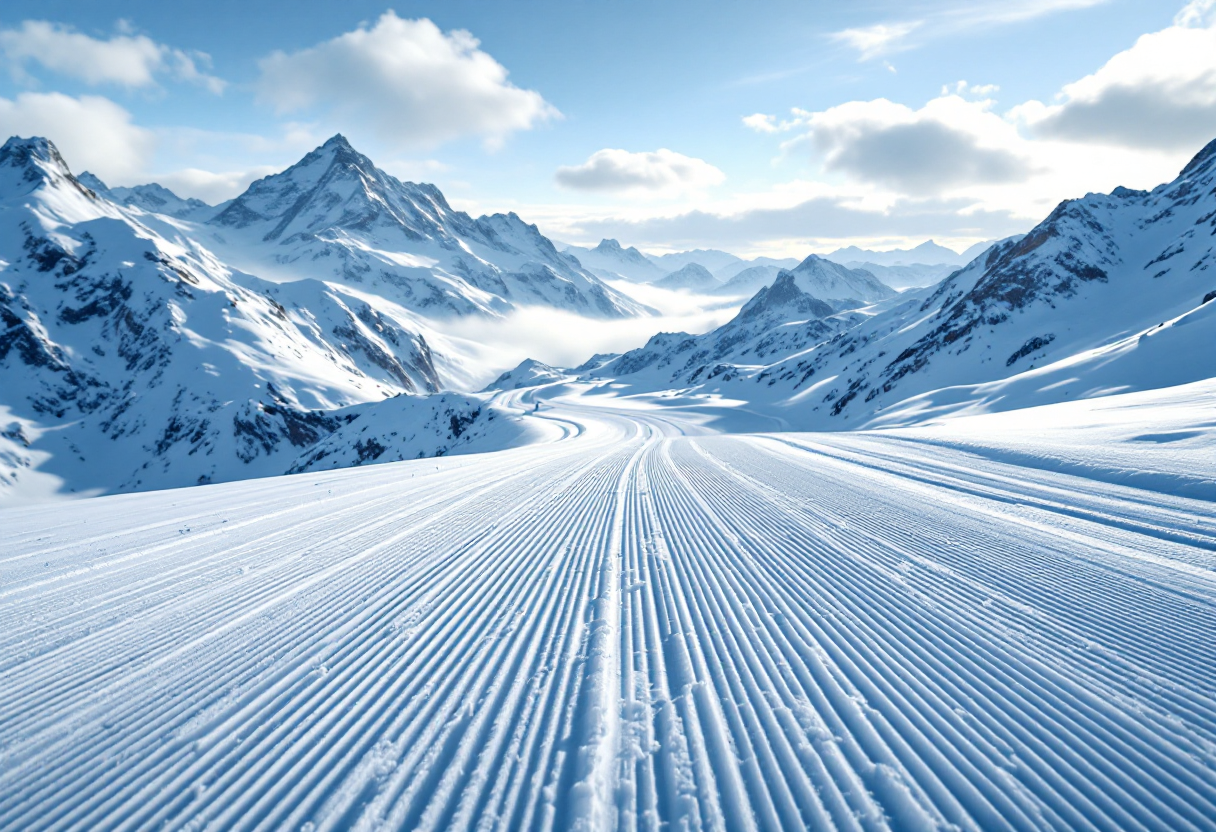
[[1, 0, 1211, 256]]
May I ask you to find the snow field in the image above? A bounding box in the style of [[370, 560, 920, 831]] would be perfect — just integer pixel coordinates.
[[2, 399, 1214, 831]]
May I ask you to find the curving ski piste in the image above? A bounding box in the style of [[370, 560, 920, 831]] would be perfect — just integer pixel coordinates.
[[2, 386, 1215, 832]]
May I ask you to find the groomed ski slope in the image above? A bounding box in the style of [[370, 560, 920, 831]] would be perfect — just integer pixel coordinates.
[[2, 388, 1215, 832]]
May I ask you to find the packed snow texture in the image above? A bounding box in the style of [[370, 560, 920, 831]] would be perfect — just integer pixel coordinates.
[[2, 384, 1214, 831]]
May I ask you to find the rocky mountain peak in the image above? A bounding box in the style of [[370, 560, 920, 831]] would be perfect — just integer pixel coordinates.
[[0, 135, 85, 197], [1179, 136, 1216, 179], [209, 134, 459, 243], [311, 133, 377, 176], [668, 262, 712, 279], [738, 272, 832, 321], [76, 171, 108, 192], [0, 135, 65, 171], [785, 253, 896, 305], [322, 133, 354, 150], [593, 238, 649, 262]]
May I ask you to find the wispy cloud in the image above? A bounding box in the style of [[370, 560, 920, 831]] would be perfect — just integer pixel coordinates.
[[0, 20, 225, 93], [256, 12, 558, 151], [1015, 9, 1216, 150], [832, 0, 1112, 60], [830, 21, 922, 60], [555, 148, 724, 196], [1175, 0, 1216, 26], [741, 111, 810, 134]]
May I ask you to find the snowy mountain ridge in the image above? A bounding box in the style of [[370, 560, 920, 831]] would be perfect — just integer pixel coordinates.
[[780, 254, 896, 307], [601, 272, 844, 385], [582, 137, 1216, 430], [205, 135, 643, 319], [651, 262, 720, 291], [561, 238, 667, 283], [77, 172, 216, 221], [0, 135, 575, 502], [825, 239, 991, 267]]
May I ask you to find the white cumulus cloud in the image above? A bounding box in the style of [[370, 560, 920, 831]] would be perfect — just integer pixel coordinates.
[[785, 96, 1030, 195], [256, 13, 558, 149], [1017, 13, 1216, 149], [153, 166, 281, 204], [0, 20, 224, 93], [742, 110, 811, 134], [555, 149, 725, 195], [940, 80, 1001, 98], [0, 92, 154, 181]]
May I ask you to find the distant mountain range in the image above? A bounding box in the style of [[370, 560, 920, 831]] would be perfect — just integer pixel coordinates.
[[652, 263, 720, 291], [579, 137, 1216, 430], [78, 172, 216, 220], [825, 239, 991, 267], [826, 240, 1001, 290], [560, 236, 996, 293], [560, 238, 667, 283]]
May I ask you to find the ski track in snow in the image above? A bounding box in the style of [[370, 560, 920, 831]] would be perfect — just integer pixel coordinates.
[[2, 393, 1215, 832]]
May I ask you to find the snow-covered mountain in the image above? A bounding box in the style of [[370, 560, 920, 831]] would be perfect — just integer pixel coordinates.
[[779, 254, 896, 308], [591, 137, 1216, 430], [283, 392, 542, 474], [481, 358, 566, 391], [776, 146, 1216, 426], [598, 273, 844, 386], [564, 257, 894, 390], [834, 261, 959, 290], [651, 262, 720, 291], [0, 136, 545, 502], [204, 136, 643, 319], [562, 238, 667, 283], [77, 172, 216, 221]]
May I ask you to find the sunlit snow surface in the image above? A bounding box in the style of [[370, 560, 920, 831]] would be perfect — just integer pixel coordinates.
[[2, 385, 1214, 831]]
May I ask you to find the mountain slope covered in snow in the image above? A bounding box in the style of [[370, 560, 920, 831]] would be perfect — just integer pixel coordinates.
[[587, 137, 1216, 430], [652, 262, 720, 291], [4, 382, 1213, 831], [601, 273, 843, 387], [77, 172, 217, 221], [205, 136, 643, 319], [0, 136, 571, 502]]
